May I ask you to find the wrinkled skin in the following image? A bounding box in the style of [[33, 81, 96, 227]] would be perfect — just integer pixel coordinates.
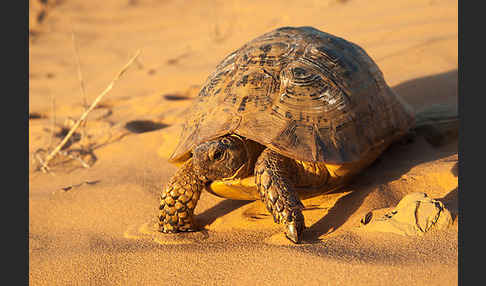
[[158, 134, 306, 243]]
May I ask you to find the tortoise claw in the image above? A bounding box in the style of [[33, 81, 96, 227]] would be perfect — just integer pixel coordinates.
[[285, 218, 305, 244]]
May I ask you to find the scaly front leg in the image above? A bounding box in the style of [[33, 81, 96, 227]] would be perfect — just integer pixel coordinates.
[[158, 159, 207, 233], [255, 149, 305, 243]]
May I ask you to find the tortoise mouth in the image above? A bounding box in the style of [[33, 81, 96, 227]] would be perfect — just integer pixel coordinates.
[[202, 162, 252, 197], [221, 163, 251, 181]]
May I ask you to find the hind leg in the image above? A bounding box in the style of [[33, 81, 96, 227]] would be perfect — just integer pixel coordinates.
[[254, 148, 305, 243]]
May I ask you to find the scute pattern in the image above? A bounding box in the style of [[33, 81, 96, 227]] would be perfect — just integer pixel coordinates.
[[170, 26, 414, 164]]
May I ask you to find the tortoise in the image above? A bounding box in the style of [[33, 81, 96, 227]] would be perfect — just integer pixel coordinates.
[[158, 26, 415, 243]]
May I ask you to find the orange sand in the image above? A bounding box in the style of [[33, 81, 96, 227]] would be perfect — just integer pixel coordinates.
[[29, 0, 458, 285]]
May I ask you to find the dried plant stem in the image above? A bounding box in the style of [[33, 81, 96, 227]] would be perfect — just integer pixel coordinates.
[[59, 150, 91, 169], [48, 94, 56, 148], [70, 23, 88, 108], [70, 22, 90, 145], [40, 49, 142, 172]]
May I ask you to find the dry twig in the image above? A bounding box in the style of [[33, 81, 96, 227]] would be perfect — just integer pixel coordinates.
[[39, 49, 142, 172], [70, 22, 90, 149]]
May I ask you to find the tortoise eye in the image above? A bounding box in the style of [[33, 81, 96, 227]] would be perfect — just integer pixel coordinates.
[[221, 138, 231, 145], [212, 149, 224, 161]]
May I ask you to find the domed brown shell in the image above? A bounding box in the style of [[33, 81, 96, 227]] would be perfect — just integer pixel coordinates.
[[170, 26, 415, 164]]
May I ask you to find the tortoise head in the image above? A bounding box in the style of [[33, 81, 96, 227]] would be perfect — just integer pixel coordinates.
[[192, 134, 256, 181]]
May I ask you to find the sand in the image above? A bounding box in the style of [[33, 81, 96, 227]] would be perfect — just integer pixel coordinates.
[[29, 0, 458, 285]]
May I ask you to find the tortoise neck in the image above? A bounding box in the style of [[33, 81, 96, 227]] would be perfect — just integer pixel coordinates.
[[240, 137, 266, 177]]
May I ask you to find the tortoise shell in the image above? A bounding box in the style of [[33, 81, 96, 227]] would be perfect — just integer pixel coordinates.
[[170, 26, 415, 164]]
